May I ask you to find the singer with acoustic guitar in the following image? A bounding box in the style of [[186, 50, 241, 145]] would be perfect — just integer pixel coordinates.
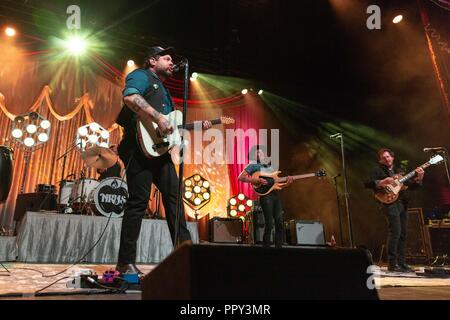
[[365, 148, 425, 273]]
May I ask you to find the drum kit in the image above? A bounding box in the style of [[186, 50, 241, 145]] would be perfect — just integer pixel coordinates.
[[58, 145, 127, 218]]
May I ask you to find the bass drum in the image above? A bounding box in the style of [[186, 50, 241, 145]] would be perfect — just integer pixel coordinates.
[[92, 177, 128, 218], [0, 146, 13, 203]]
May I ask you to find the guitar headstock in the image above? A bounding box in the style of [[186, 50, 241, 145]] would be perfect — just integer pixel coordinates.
[[429, 154, 444, 165], [315, 170, 327, 177], [220, 116, 235, 125]]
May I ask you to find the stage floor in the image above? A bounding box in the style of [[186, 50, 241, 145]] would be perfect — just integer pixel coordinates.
[[1, 262, 449, 300]]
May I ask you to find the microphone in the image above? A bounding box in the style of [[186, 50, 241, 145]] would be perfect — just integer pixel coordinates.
[[423, 147, 444, 152], [330, 133, 341, 139], [172, 58, 188, 72]]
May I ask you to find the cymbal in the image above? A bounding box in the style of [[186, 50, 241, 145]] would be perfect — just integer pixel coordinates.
[[81, 145, 118, 169]]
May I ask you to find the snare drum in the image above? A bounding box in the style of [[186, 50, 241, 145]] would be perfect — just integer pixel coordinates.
[[58, 180, 75, 206], [71, 178, 99, 204]]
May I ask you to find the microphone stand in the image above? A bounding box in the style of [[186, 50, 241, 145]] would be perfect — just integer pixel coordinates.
[[174, 59, 189, 249], [332, 173, 344, 246], [439, 148, 450, 186], [331, 133, 354, 247]]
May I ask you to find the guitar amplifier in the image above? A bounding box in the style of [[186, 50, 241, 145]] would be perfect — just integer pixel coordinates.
[[209, 217, 243, 243], [289, 220, 326, 246], [405, 208, 433, 264]]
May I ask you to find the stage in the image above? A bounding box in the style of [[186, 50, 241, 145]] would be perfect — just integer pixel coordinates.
[[1, 211, 199, 264]]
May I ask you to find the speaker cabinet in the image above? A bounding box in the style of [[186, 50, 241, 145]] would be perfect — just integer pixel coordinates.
[[428, 225, 450, 257], [141, 243, 379, 300], [405, 208, 433, 264], [209, 217, 243, 243], [289, 220, 325, 245]]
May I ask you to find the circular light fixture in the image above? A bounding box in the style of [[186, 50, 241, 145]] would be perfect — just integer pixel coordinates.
[[185, 180, 192, 187], [242, 89, 248, 95], [203, 192, 210, 200], [203, 181, 210, 188], [88, 135, 99, 144], [185, 191, 192, 199], [40, 120, 51, 129], [100, 130, 110, 139], [246, 200, 253, 207], [238, 204, 246, 212], [12, 129, 23, 138], [127, 60, 135, 67], [26, 124, 37, 134], [194, 198, 201, 206], [238, 193, 245, 201], [258, 90, 264, 95], [5, 27, 16, 37], [193, 186, 201, 194], [230, 198, 237, 206], [230, 210, 237, 217], [78, 126, 88, 137], [194, 175, 201, 182], [37, 133, 49, 142], [24, 137, 35, 147], [393, 15, 403, 24], [89, 122, 100, 132]]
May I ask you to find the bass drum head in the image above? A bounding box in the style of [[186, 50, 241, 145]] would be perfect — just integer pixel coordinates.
[[93, 177, 128, 218]]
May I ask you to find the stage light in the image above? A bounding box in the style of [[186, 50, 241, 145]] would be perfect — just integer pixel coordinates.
[[190, 72, 199, 81], [78, 126, 88, 137], [183, 174, 211, 211], [5, 27, 16, 37], [76, 122, 109, 151], [127, 60, 135, 67], [89, 122, 100, 132], [258, 90, 264, 95], [11, 129, 23, 138], [227, 193, 253, 218], [26, 124, 37, 134], [24, 137, 35, 147], [393, 15, 403, 24], [40, 120, 51, 129], [100, 130, 110, 139], [242, 89, 248, 95], [88, 134, 99, 144], [38, 133, 49, 142], [65, 36, 88, 55]]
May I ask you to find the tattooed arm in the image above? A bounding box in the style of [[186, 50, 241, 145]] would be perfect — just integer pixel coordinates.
[[123, 94, 173, 135]]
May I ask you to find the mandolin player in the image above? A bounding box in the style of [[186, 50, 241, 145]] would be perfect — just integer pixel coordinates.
[[238, 145, 293, 248], [365, 148, 424, 272]]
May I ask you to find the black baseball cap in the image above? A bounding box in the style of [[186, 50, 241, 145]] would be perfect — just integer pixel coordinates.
[[145, 46, 175, 58]]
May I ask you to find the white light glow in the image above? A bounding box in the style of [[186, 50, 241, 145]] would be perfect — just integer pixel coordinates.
[[26, 124, 37, 134], [89, 122, 100, 132], [100, 130, 110, 139], [88, 135, 99, 144], [38, 133, 49, 142], [40, 120, 51, 129], [24, 137, 35, 147], [12, 129, 23, 138]]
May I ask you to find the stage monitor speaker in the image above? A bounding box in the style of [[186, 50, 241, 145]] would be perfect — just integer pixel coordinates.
[[405, 208, 433, 264], [141, 243, 379, 300], [209, 217, 243, 243], [14, 192, 57, 234], [289, 220, 325, 245], [428, 225, 450, 257]]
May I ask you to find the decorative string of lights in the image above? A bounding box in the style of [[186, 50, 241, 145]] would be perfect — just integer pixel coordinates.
[[11, 112, 51, 151], [227, 193, 253, 219], [76, 122, 110, 151], [183, 174, 211, 213]]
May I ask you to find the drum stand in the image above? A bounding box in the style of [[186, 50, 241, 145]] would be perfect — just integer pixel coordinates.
[[152, 188, 161, 219]]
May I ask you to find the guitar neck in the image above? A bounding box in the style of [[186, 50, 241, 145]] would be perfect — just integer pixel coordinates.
[[398, 162, 431, 183], [180, 119, 222, 130], [278, 173, 317, 183]]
